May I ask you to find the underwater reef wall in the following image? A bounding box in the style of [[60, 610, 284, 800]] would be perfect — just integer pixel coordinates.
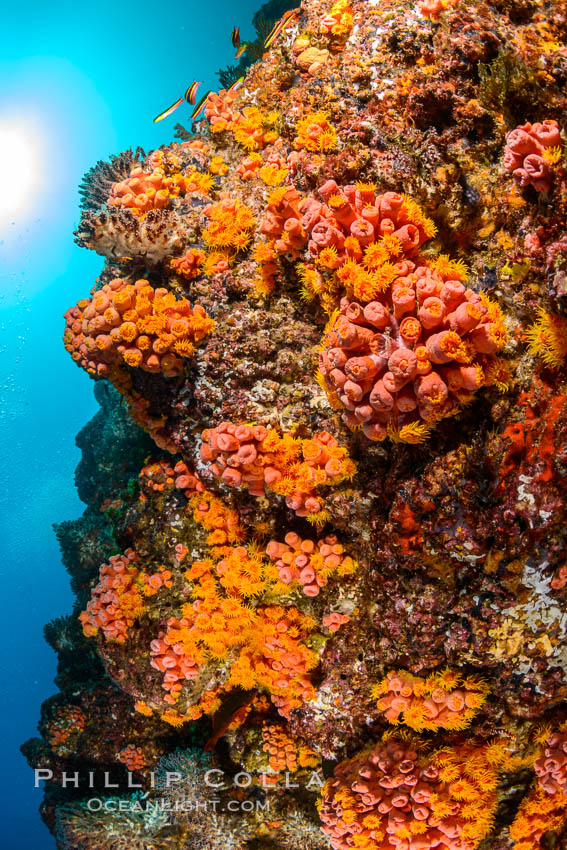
[[23, 0, 567, 847]]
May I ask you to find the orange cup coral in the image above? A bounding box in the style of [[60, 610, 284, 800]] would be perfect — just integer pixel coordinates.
[[200, 422, 356, 522], [261, 722, 320, 774], [63, 277, 215, 379], [320, 736, 509, 850], [321, 0, 353, 44], [303, 182, 508, 442], [205, 90, 279, 151], [371, 669, 489, 732], [117, 744, 147, 772], [510, 728, 567, 848], [266, 531, 357, 596], [47, 705, 87, 756], [79, 549, 144, 643], [108, 151, 214, 215], [504, 120, 562, 193], [293, 112, 338, 153]]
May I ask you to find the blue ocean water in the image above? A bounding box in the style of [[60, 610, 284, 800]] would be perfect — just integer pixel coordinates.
[[0, 2, 262, 846]]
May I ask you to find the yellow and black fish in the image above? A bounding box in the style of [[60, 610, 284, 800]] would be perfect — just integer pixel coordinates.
[[153, 96, 184, 123], [264, 8, 299, 49], [185, 80, 203, 105], [226, 76, 244, 95], [191, 89, 212, 120]]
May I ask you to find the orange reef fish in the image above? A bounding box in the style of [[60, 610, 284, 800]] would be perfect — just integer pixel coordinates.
[[184, 81, 202, 105], [264, 8, 299, 49], [235, 42, 248, 59], [153, 96, 184, 123], [204, 689, 257, 752], [191, 89, 211, 120]]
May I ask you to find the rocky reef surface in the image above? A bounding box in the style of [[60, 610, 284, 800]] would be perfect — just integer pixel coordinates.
[[22, 1, 567, 848]]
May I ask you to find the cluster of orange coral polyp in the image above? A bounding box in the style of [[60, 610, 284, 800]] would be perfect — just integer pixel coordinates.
[[259, 152, 289, 185], [47, 706, 86, 753], [206, 91, 278, 151], [236, 153, 263, 180], [322, 612, 350, 632], [253, 606, 316, 718], [260, 186, 306, 257], [147, 481, 317, 716], [307, 182, 504, 439], [373, 671, 487, 732], [107, 150, 213, 213], [200, 423, 354, 518], [142, 567, 173, 596], [304, 182, 431, 265], [200, 423, 284, 496], [79, 549, 144, 643], [320, 738, 500, 850], [108, 164, 174, 214], [321, 2, 352, 37], [236, 151, 288, 184], [117, 745, 147, 771], [510, 732, 567, 850], [202, 196, 255, 250], [170, 248, 206, 280], [150, 598, 316, 717], [320, 279, 495, 440], [510, 788, 567, 850], [252, 240, 279, 294], [257, 180, 507, 440], [139, 457, 201, 501], [266, 532, 355, 596], [189, 489, 244, 548], [173, 460, 203, 497], [534, 731, 567, 795], [63, 278, 214, 379], [293, 112, 337, 153], [205, 90, 240, 133], [503, 120, 561, 193], [139, 459, 176, 493], [150, 623, 201, 704], [261, 722, 319, 773], [418, 0, 456, 22]]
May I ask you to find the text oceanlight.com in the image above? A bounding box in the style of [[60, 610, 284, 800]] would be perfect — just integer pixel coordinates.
[[86, 797, 270, 813]]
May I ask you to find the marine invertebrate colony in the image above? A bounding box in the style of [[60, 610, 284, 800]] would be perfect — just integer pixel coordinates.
[[303, 182, 509, 442], [503, 120, 562, 193], [371, 669, 489, 731], [63, 277, 214, 379], [200, 422, 356, 521], [319, 735, 507, 850], [79, 549, 144, 643], [509, 728, 567, 849], [266, 531, 357, 596], [23, 0, 567, 848]]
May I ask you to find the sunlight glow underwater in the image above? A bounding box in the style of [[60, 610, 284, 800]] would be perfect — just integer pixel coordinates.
[[0, 121, 43, 225]]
